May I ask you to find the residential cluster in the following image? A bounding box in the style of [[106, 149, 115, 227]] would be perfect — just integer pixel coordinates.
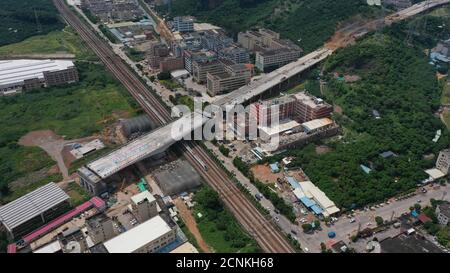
[[80, 0, 144, 23]]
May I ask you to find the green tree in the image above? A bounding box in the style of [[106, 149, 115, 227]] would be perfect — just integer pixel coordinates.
[[302, 223, 313, 233], [375, 216, 384, 226]]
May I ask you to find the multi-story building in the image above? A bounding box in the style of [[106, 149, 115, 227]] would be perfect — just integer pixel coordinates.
[[200, 29, 233, 53], [146, 42, 169, 68], [85, 213, 116, 244], [293, 92, 333, 123], [206, 63, 251, 96], [238, 28, 302, 72], [159, 56, 184, 72], [250, 95, 297, 126], [172, 16, 195, 33], [192, 60, 225, 83], [255, 48, 302, 72], [81, 0, 144, 23], [219, 44, 250, 64], [183, 49, 217, 73], [436, 203, 450, 226], [130, 190, 158, 222], [436, 149, 450, 175], [0, 182, 71, 239], [238, 29, 278, 51], [102, 215, 176, 253], [0, 59, 79, 95]]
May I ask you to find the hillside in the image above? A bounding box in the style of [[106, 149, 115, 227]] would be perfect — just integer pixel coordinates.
[[161, 0, 382, 52], [271, 30, 449, 208], [0, 0, 64, 46]]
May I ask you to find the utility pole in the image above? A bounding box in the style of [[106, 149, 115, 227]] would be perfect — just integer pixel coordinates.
[[34, 9, 42, 33]]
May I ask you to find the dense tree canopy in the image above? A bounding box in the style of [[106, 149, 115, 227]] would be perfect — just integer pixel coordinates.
[[0, 0, 63, 46], [272, 32, 449, 208]]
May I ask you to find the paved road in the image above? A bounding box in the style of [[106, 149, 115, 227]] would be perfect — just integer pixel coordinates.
[[74, 3, 450, 253]]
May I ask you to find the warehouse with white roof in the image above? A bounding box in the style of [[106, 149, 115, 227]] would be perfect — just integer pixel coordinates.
[[0, 59, 78, 95], [102, 215, 176, 253], [0, 182, 71, 239]]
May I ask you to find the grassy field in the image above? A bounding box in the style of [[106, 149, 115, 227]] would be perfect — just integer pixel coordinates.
[[0, 62, 139, 186], [193, 186, 261, 253], [66, 181, 90, 206], [0, 27, 97, 61], [0, 174, 63, 204], [160, 79, 182, 90], [0, 27, 140, 193]]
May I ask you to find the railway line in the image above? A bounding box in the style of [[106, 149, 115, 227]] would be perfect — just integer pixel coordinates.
[[53, 0, 294, 253]]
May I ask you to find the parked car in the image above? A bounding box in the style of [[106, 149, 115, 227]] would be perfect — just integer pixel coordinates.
[[350, 218, 356, 223]]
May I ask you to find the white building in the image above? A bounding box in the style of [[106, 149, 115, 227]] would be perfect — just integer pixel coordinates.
[[436, 203, 450, 226], [0, 59, 78, 95], [103, 215, 176, 253], [172, 16, 194, 33]]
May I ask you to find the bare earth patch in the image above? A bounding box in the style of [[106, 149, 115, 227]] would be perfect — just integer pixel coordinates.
[[316, 145, 333, 155], [174, 198, 211, 253], [18, 130, 99, 180], [251, 164, 283, 184]]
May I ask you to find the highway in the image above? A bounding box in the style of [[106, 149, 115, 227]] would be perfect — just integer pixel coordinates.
[[53, 0, 294, 253]]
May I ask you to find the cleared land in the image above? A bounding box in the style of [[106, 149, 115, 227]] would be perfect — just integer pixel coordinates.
[[0, 28, 139, 199], [0, 27, 96, 61]]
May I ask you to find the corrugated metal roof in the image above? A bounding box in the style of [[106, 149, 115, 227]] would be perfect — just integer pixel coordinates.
[[0, 182, 69, 231], [103, 216, 172, 253]]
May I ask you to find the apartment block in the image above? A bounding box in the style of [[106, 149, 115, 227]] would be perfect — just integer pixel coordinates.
[[85, 213, 116, 244], [130, 190, 159, 222], [436, 149, 450, 175]]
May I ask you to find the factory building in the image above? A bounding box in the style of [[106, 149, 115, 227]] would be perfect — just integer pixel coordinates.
[[159, 56, 185, 72], [293, 92, 333, 123], [102, 215, 176, 253], [192, 60, 225, 83], [0, 59, 79, 95], [183, 49, 217, 73], [255, 48, 302, 73], [206, 63, 251, 96], [172, 16, 195, 33], [0, 182, 71, 239], [85, 213, 116, 244], [250, 95, 297, 126], [218, 44, 250, 64], [130, 190, 158, 222]]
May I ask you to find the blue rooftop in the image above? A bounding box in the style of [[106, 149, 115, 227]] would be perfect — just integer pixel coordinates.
[[270, 163, 280, 173], [299, 196, 316, 208], [311, 204, 324, 215], [286, 176, 300, 189], [411, 210, 419, 218]]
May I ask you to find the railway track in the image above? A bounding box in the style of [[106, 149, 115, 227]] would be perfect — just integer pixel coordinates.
[[53, 0, 294, 253]]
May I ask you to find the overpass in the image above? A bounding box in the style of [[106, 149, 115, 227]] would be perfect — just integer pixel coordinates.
[[78, 0, 450, 193]]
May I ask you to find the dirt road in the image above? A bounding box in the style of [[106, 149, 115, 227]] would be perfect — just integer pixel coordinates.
[[174, 198, 211, 253]]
